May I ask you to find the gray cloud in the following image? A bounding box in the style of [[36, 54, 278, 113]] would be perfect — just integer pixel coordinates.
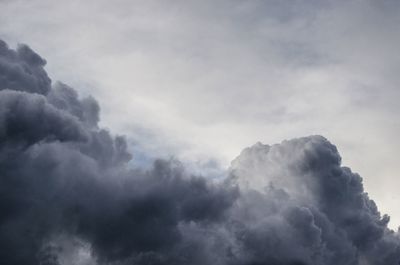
[[0, 89, 88, 147], [47, 82, 100, 129], [0, 39, 51, 94], [230, 136, 400, 264], [0, 40, 237, 265], [0, 39, 399, 265], [2, 2, 400, 225]]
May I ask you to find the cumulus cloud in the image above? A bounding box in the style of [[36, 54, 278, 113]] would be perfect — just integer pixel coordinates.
[[0, 39, 51, 94], [230, 136, 400, 264], [0, 39, 399, 265]]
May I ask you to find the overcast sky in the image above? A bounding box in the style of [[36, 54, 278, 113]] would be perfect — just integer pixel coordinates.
[[1, 0, 399, 228]]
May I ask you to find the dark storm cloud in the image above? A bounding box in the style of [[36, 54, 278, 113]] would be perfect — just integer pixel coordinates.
[[47, 82, 100, 128], [0, 40, 238, 265], [0, 89, 88, 147], [230, 136, 400, 264], [0, 40, 51, 94], [0, 39, 399, 265]]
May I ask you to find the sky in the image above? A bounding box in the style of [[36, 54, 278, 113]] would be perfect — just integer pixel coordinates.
[[0, 0, 399, 230]]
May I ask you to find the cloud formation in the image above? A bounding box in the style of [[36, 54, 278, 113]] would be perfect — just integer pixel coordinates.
[[230, 137, 400, 264], [0, 39, 399, 265], [2, 0, 400, 227], [0, 40, 51, 94]]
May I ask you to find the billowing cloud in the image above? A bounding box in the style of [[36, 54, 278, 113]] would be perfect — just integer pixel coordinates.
[[0, 39, 399, 265], [230, 136, 400, 264], [0, 39, 51, 94]]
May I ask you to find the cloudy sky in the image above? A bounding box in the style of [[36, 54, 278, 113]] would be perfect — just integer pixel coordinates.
[[1, 0, 399, 229]]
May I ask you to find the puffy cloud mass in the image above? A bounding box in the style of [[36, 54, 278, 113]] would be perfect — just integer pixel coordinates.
[[0, 39, 399, 265]]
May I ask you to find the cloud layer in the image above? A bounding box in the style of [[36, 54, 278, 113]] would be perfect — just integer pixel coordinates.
[[2, 0, 400, 228], [0, 39, 399, 265]]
